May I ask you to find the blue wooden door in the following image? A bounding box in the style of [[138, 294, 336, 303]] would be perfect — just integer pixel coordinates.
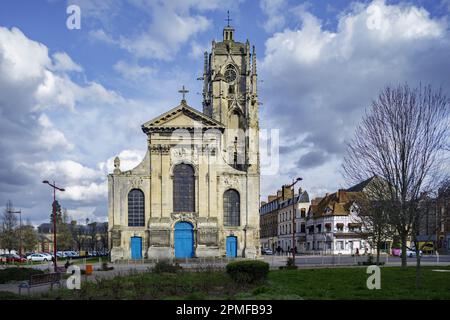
[[174, 222, 194, 258], [130, 236, 142, 259], [226, 236, 237, 258]]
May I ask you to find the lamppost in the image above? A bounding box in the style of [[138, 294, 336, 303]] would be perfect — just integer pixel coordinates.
[[7, 208, 22, 256], [284, 177, 303, 266], [42, 180, 65, 272]]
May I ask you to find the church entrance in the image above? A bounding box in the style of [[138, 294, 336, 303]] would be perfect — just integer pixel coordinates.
[[174, 221, 194, 258], [130, 236, 142, 260], [226, 236, 237, 258]]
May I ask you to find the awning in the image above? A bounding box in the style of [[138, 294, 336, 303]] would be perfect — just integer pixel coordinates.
[[348, 223, 361, 227]]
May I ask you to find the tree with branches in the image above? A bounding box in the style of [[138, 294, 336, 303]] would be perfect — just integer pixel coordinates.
[[343, 83, 450, 275], [0, 200, 19, 252], [351, 178, 396, 264]]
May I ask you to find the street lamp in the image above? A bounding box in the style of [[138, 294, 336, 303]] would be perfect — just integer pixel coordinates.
[[42, 180, 65, 272], [284, 177, 303, 267], [7, 209, 22, 256]]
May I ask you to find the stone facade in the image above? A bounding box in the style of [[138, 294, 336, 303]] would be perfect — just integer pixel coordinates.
[[108, 24, 260, 261]]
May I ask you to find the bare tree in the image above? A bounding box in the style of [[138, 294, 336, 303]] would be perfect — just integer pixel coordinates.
[[411, 180, 450, 288], [343, 84, 450, 273], [351, 180, 395, 264], [0, 200, 19, 252]]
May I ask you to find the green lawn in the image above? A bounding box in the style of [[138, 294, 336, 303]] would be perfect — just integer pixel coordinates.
[[2, 266, 449, 300]]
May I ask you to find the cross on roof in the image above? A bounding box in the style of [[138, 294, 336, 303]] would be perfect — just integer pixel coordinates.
[[178, 85, 189, 101], [225, 10, 232, 27]]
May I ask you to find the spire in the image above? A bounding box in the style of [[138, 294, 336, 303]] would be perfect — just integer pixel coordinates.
[[203, 51, 208, 75], [252, 45, 257, 75]]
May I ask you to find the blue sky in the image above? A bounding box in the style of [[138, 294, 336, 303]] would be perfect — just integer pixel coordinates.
[[1, 0, 450, 226]]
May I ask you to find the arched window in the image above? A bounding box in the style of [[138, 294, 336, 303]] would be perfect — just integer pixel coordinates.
[[173, 164, 195, 212], [224, 189, 240, 226], [128, 189, 144, 227]]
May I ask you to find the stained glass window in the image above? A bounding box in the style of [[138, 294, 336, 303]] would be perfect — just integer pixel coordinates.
[[173, 164, 195, 212], [128, 189, 145, 227], [224, 189, 240, 226]]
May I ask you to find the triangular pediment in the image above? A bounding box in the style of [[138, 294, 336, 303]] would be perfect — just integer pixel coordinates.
[[142, 100, 225, 133]]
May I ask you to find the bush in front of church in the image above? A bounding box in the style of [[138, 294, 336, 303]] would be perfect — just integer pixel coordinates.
[[152, 260, 182, 274], [226, 260, 269, 284]]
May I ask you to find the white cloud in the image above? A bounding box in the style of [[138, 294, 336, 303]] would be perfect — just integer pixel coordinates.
[[86, 1, 228, 61], [99, 149, 147, 174], [89, 29, 116, 44], [61, 182, 107, 202], [0, 25, 136, 224], [0, 27, 51, 83], [113, 60, 156, 81], [29, 160, 103, 184], [259, 0, 450, 198], [119, 12, 211, 60], [65, 206, 101, 223], [51, 52, 83, 73], [37, 114, 74, 151], [260, 0, 287, 32], [189, 41, 208, 59]]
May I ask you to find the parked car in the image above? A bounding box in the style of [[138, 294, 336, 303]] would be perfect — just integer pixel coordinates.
[[69, 251, 79, 257], [0, 254, 26, 263], [26, 253, 50, 262], [391, 248, 401, 256], [405, 249, 423, 257], [261, 248, 274, 255], [41, 252, 54, 260], [10, 254, 27, 263], [64, 251, 78, 258]]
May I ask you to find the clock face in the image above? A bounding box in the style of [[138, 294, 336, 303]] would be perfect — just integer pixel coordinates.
[[224, 68, 237, 83]]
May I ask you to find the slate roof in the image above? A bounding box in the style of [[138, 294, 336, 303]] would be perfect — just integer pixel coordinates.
[[346, 176, 378, 192]]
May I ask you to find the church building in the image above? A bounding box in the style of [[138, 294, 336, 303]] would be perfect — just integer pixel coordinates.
[[108, 22, 261, 261]]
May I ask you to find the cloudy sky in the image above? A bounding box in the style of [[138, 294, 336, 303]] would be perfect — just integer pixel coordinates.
[[1, 0, 449, 226]]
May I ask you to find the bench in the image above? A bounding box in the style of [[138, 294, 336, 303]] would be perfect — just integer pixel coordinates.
[[18, 272, 62, 295]]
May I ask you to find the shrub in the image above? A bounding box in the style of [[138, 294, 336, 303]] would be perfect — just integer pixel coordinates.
[[226, 260, 269, 284], [100, 262, 114, 271], [0, 268, 45, 284], [153, 260, 182, 274]]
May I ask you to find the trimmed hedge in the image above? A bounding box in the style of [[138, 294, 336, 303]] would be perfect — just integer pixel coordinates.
[[226, 260, 269, 284], [152, 260, 182, 274], [0, 268, 45, 284]]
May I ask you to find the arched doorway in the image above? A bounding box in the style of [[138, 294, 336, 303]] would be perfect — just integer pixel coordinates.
[[226, 236, 237, 258], [174, 221, 194, 258], [130, 236, 142, 260]]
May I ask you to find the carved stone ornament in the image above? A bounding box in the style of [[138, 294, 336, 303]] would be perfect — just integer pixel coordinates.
[[171, 212, 198, 221], [150, 144, 171, 154], [171, 146, 199, 161], [113, 156, 121, 174], [223, 175, 239, 189], [130, 177, 144, 189]]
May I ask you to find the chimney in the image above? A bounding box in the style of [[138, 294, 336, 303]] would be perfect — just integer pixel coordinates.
[[282, 185, 293, 200], [338, 189, 346, 202]]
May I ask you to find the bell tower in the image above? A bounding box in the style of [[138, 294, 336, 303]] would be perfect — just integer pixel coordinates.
[[202, 14, 259, 173]]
